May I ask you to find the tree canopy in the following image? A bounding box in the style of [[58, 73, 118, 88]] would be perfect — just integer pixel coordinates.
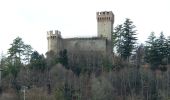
[[114, 18, 137, 60]]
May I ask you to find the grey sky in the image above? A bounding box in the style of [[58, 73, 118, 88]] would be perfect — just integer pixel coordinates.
[[0, 0, 169, 54]]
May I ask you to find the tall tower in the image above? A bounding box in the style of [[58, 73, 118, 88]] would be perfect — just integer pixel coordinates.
[[96, 11, 114, 41], [47, 30, 63, 53], [97, 11, 114, 57]]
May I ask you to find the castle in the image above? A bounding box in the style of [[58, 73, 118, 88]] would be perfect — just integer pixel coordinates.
[[47, 11, 114, 65]]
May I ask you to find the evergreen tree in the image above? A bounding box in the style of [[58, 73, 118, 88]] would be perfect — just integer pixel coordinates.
[[30, 51, 46, 71], [145, 32, 168, 71], [167, 36, 170, 64], [114, 18, 137, 60], [7, 37, 33, 78], [156, 32, 167, 64], [112, 25, 123, 49], [8, 37, 33, 64], [6, 37, 33, 91], [114, 25, 124, 54], [8, 37, 24, 64], [23, 44, 33, 64], [145, 32, 159, 70]]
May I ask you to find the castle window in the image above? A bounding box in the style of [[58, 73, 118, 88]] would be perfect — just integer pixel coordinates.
[[107, 12, 109, 15], [98, 12, 100, 15], [103, 12, 105, 14]]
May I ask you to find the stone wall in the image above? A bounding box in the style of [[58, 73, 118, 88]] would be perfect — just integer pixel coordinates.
[[63, 37, 107, 54]]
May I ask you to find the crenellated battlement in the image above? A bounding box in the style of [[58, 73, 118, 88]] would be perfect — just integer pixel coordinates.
[[47, 30, 62, 39], [96, 11, 114, 22], [47, 30, 63, 53]]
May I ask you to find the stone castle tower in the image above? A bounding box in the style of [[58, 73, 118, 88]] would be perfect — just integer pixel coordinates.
[[97, 11, 114, 41], [96, 11, 114, 55], [47, 11, 114, 58], [47, 30, 63, 53]]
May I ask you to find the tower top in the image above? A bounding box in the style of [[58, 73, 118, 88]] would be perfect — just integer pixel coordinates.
[[47, 30, 62, 38], [96, 11, 114, 22], [96, 11, 114, 40]]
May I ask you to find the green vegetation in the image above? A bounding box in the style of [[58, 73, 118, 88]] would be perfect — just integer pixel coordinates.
[[145, 32, 170, 71], [30, 51, 46, 71], [0, 18, 170, 100], [114, 18, 137, 61]]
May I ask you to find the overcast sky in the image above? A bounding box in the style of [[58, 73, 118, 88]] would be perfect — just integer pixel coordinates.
[[0, 0, 169, 55]]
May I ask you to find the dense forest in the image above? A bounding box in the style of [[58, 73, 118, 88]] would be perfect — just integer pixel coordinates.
[[0, 18, 170, 100]]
